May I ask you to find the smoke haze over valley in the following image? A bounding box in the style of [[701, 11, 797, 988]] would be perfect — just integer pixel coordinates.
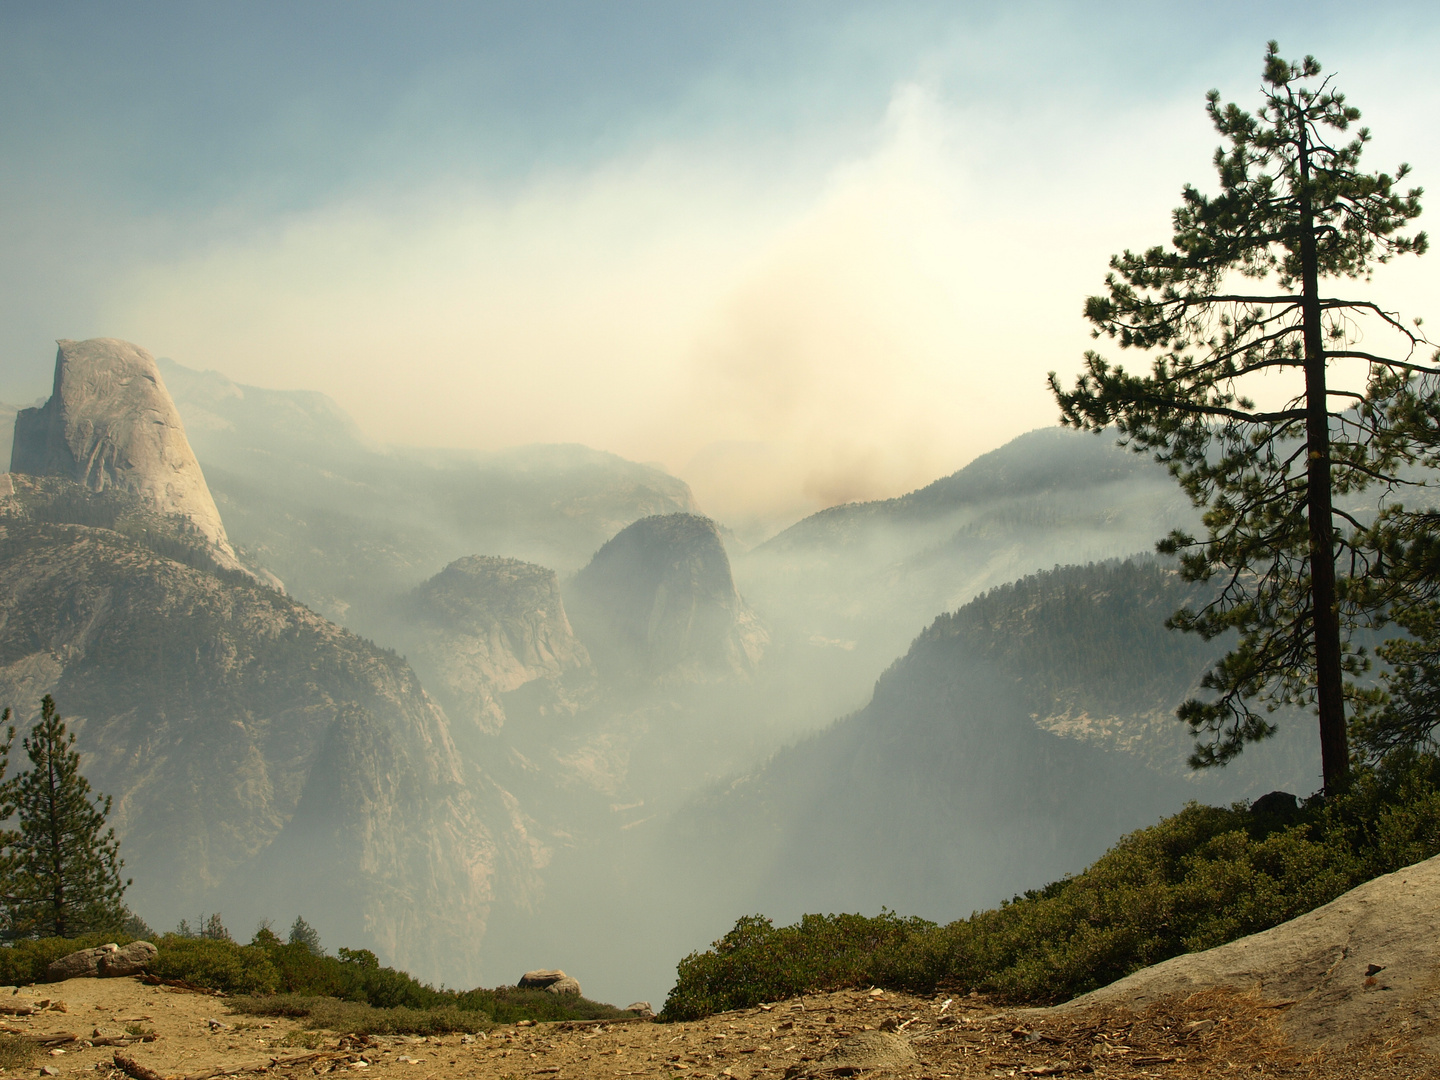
[[0, 0, 1437, 1019]]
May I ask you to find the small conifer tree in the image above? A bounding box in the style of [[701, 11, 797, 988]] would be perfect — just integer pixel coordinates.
[[5, 696, 129, 938], [288, 915, 322, 955]]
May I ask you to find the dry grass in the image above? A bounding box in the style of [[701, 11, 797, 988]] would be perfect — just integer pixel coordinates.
[[0, 1034, 39, 1071]]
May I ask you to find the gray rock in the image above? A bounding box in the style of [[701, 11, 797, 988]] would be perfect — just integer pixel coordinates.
[[1052, 852, 1440, 1048], [517, 969, 567, 989], [46, 940, 156, 981], [98, 940, 157, 977], [398, 556, 594, 733], [1250, 790, 1301, 817], [518, 968, 582, 994], [624, 1001, 654, 1017], [10, 338, 245, 573], [566, 513, 768, 683], [46, 944, 119, 981], [0, 519, 537, 992]]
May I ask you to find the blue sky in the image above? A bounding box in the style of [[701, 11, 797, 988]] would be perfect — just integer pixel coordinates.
[[2, 2, 1437, 526]]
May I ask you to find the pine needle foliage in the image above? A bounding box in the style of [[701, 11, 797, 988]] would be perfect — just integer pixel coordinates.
[[1050, 42, 1432, 794], [5, 696, 129, 938]]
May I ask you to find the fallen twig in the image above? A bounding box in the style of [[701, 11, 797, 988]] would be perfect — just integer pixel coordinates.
[[116, 1049, 352, 1080], [114, 1052, 169, 1080], [178, 1050, 349, 1080], [16, 1031, 77, 1046], [552, 1017, 654, 1031]]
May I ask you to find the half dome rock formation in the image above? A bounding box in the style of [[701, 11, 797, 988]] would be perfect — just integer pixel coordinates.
[[10, 338, 246, 573], [565, 513, 768, 682], [396, 556, 594, 732]]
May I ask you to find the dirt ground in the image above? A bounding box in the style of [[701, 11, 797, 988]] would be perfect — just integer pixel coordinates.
[[9, 976, 1440, 1080]]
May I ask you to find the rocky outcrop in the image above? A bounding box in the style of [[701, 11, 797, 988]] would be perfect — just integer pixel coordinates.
[[396, 557, 593, 732], [518, 969, 581, 995], [0, 516, 541, 986], [46, 941, 156, 981], [10, 339, 245, 574], [1055, 854, 1440, 1048], [565, 514, 767, 683]]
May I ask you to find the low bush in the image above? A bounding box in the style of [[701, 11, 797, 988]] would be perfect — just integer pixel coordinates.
[[232, 986, 628, 1033], [148, 936, 280, 995], [231, 995, 491, 1036], [660, 752, 1440, 1020], [235, 931, 628, 1025], [451, 986, 632, 1025]]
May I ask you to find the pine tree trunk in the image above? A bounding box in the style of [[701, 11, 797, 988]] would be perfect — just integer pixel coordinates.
[[1298, 127, 1350, 796]]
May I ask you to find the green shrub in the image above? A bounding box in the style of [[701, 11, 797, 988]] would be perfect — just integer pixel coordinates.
[[662, 912, 935, 1022], [660, 753, 1440, 1020], [150, 935, 279, 995], [230, 995, 491, 1036], [232, 987, 628, 1033], [452, 986, 631, 1025], [228, 931, 628, 1027]]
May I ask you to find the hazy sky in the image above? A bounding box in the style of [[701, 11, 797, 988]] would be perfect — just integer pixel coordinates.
[[2, 2, 1438, 529]]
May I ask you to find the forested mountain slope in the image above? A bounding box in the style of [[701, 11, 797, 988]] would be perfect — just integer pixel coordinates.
[[730, 428, 1197, 740], [669, 559, 1318, 930], [0, 485, 539, 986]]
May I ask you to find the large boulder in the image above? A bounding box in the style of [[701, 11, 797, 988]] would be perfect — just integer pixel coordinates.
[[1055, 853, 1440, 1047], [10, 338, 245, 573], [518, 969, 582, 995], [100, 940, 158, 977], [45, 940, 156, 981]]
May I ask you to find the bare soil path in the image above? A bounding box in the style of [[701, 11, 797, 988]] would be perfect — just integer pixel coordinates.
[[14, 977, 1438, 1080]]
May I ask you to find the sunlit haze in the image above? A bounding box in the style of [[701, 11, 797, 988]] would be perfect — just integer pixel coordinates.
[[3, 1, 1437, 534]]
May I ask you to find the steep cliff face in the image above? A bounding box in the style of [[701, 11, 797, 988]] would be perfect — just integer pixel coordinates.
[[395, 556, 594, 732], [11, 340, 245, 573], [0, 504, 540, 985], [566, 514, 767, 683]]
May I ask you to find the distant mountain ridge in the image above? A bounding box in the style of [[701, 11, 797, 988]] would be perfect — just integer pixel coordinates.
[[758, 427, 1176, 551], [392, 555, 595, 734], [665, 558, 1318, 931], [0, 340, 546, 985], [156, 357, 698, 629], [0, 493, 540, 983]]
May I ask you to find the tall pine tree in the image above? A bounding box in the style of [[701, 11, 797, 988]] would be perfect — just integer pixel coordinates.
[[1050, 43, 1430, 794], [5, 696, 129, 938]]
